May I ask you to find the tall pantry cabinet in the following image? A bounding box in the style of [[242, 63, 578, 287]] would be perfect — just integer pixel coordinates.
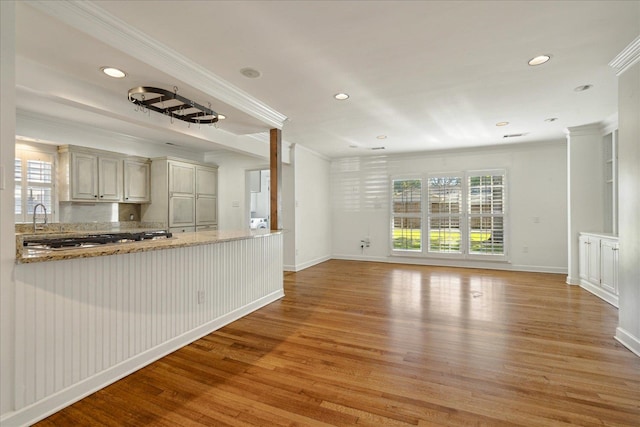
[[142, 158, 218, 233]]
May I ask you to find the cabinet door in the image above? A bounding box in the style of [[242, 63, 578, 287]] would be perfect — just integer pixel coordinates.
[[98, 156, 122, 201], [587, 237, 601, 285], [169, 195, 195, 227], [124, 160, 150, 203], [169, 162, 195, 195], [196, 166, 217, 197], [600, 240, 619, 294], [71, 152, 98, 200], [196, 195, 217, 225], [578, 235, 589, 281]]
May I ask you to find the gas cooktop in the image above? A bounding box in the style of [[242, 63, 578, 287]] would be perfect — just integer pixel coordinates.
[[24, 230, 173, 250]]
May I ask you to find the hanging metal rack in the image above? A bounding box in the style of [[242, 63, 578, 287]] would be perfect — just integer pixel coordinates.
[[128, 86, 219, 124]]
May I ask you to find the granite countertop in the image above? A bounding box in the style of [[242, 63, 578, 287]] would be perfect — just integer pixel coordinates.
[[17, 229, 280, 264]]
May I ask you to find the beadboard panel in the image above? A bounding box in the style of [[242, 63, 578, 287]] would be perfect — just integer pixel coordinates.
[[13, 234, 283, 417]]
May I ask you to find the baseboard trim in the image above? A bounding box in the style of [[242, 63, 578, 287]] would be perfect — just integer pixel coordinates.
[[579, 280, 619, 308], [615, 327, 640, 357], [332, 254, 566, 275], [566, 275, 580, 285], [284, 255, 331, 272], [0, 290, 284, 427]]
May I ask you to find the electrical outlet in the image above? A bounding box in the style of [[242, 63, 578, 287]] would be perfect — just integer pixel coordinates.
[[197, 290, 205, 304]]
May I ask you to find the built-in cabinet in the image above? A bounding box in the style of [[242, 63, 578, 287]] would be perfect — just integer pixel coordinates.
[[123, 159, 151, 203], [579, 232, 619, 307], [58, 145, 150, 203], [142, 158, 218, 233]]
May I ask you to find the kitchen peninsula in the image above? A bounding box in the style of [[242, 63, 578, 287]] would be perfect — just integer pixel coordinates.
[[12, 227, 284, 422]]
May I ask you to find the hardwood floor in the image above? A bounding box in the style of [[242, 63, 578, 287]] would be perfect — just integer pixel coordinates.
[[36, 260, 640, 426]]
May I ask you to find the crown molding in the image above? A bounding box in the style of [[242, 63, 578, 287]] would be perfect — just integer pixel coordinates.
[[609, 35, 640, 76], [26, 0, 288, 129], [564, 123, 604, 137]]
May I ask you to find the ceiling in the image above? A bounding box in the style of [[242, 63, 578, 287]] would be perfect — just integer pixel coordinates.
[[15, 1, 640, 158]]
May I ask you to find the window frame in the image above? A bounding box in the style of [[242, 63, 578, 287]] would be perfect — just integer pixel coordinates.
[[389, 169, 508, 262], [390, 177, 423, 253], [15, 142, 58, 224], [465, 169, 508, 261]]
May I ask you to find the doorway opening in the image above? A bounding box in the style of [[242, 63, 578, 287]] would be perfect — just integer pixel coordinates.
[[247, 169, 270, 230]]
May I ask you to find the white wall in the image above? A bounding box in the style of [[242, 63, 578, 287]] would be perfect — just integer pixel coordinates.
[[616, 60, 640, 355], [289, 145, 332, 271], [0, 1, 16, 417], [331, 141, 568, 273], [209, 151, 268, 231]]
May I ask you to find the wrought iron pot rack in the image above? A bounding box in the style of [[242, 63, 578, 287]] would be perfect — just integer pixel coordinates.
[[128, 86, 219, 124]]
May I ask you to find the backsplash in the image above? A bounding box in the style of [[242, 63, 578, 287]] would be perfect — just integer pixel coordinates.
[[57, 202, 142, 223], [15, 221, 166, 234]]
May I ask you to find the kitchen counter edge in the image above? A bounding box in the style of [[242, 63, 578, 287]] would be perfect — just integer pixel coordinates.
[[16, 229, 282, 264]]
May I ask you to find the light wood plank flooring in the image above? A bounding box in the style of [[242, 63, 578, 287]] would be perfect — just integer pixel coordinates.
[[36, 260, 640, 426]]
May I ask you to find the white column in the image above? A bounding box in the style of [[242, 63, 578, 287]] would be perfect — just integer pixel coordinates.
[[0, 0, 16, 418], [610, 36, 640, 356], [566, 124, 605, 284]]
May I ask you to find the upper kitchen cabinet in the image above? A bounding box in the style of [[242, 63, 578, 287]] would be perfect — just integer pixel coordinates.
[[142, 158, 218, 232], [58, 145, 151, 204], [124, 158, 151, 203], [195, 165, 218, 228], [58, 145, 123, 202]]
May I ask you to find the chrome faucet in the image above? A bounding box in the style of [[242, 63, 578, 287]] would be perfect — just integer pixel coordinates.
[[33, 203, 48, 232]]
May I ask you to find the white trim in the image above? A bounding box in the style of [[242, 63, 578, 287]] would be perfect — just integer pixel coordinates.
[[285, 255, 331, 272], [332, 254, 565, 274], [565, 123, 604, 137], [601, 113, 619, 136], [566, 275, 580, 285], [615, 327, 640, 358], [26, 0, 287, 129], [0, 289, 284, 427], [609, 35, 640, 76], [579, 280, 619, 308]]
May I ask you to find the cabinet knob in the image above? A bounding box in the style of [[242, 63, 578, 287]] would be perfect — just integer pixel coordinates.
[[100, 195, 103, 198], [612, 248, 619, 251], [94, 195, 98, 198]]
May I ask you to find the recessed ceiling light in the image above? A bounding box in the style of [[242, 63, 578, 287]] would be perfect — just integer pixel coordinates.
[[544, 117, 558, 122], [495, 122, 509, 127], [240, 67, 261, 78], [574, 84, 593, 92], [376, 135, 387, 139], [217, 114, 226, 120], [334, 93, 349, 100], [528, 55, 551, 66], [100, 66, 126, 78]]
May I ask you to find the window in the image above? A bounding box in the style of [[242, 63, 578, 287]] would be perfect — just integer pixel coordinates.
[[391, 170, 507, 258], [468, 172, 505, 255], [15, 146, 55, 223], [391, 179, 422, 251], [427, 175, 462, 253]]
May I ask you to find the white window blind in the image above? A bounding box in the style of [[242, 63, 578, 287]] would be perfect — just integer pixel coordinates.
[[391, 178, 422, 251], [390, 169, 507, 259], [15, 148, 55, 223], [468, 172, 505, 255], [427, 176, 463, 253]]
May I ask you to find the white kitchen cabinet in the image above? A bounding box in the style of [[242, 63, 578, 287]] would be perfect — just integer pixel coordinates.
[[142, 158, 218, 230], [123, 158, 151, 203], [196, 165, 218, 226], [578, 232, 619, 307], [600, 239, 619, 295], [59, 146, 123, 202]]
